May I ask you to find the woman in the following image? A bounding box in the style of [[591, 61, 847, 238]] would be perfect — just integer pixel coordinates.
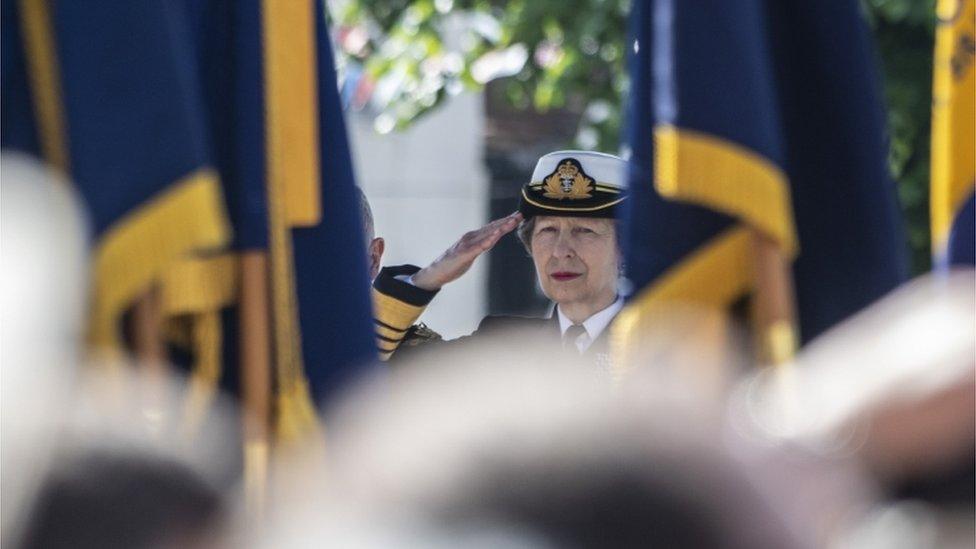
[[372, 151, 627, 368]]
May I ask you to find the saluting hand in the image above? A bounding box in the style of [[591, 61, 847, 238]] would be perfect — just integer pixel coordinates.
[[411, 212, 523, 291]]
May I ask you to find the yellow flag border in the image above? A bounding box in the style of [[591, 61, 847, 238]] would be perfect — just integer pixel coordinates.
[[654, 124, 798, 257], [930, 0, 976, 254]]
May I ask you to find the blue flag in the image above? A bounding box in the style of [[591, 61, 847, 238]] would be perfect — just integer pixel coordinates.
[[1, 0, 230, 351], [176, 0, 376, 440], [290, 0, 376, 404], [618, 0, 908, 354], [271, 0, 377, 438], [2, 1, 376, 439]]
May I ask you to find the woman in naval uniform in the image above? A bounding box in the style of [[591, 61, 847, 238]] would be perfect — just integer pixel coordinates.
[[371, 151, 628, 370]]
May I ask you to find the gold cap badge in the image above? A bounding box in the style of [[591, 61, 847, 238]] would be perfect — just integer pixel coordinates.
[[542, 159, 594, 200]]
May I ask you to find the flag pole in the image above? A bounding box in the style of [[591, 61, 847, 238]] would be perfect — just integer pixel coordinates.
[[132, 285, 167, 365], [750, 229, 798, 366], [131, 286, 171, 424], [240, 251, 272, 519]]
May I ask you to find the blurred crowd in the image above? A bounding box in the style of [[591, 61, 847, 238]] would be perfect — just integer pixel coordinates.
[[2, 154, 973, 548]]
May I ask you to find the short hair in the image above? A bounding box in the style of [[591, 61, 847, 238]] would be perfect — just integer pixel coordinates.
[[515, 217, 535, 254], [356, 187, 375, 243]]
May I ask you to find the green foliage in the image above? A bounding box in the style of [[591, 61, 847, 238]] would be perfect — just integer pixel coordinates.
[[334, 0, 628, 140], [336, 0, 936, 273], [863, 0, 936, 273]]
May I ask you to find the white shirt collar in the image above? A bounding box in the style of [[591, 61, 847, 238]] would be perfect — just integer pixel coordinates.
[[556, 296, 625, 351]]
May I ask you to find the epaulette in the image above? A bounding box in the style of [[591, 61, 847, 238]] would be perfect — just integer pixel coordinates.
[[401, 322, 442, 347]]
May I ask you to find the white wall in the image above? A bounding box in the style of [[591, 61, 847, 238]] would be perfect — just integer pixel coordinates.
[[348, 92, 488, 339]]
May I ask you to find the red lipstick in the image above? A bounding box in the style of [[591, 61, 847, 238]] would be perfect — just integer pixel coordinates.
[[550, 271, 581, 281]]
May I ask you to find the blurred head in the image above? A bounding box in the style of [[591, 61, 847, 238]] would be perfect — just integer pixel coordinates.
[[1, 154, 89, 540], [19, 450, 225, 549], [515, 151, 626, 317], [301, 346, 810, 549], [357, 187, 385, 280]]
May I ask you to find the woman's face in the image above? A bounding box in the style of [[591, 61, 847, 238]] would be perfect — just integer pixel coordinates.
[[530, 216, 619, 310]]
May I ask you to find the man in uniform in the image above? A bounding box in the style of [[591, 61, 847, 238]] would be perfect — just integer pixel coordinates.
[[358, 188, 442, 353], [371, 151, 628, 371]]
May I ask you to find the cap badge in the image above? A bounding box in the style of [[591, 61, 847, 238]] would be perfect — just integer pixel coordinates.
[[543, 159, 594, 200]]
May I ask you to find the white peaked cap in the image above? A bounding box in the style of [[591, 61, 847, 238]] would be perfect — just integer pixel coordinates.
[[530, 150, 627, 189]]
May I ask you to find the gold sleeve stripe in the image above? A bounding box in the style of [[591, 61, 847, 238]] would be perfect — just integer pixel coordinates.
[[377, 340, 399, 352], [375, 323, 407, 342], [372, 288, 426, 333], [374, 318, 408, 333], [376, 333, 401, 344]]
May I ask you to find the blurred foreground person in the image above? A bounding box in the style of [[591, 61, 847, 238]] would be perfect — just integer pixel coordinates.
[[265, 271, 975, 548], [18, 450, 224, 549], [372, 151, 627, 371], [1, 154, 235, 549], [8, 366, 240, 549], [358, 188, 442, 348], [1, 154, 88, 543], [738, 271, 975, 547], [266, 341, 814, 549]]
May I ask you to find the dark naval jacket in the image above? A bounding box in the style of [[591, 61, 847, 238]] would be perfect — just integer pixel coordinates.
[[372, 265, 615, 372]]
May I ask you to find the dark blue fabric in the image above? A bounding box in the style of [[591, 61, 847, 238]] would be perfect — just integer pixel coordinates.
[[186, 0, 268, 249], [621, 0, 735, 301], [1, 0, 41, 155], [2, 0, 378, 408], [662, 0, 783, 163], [290, 1, 378, 406], [763, 1, 907, 338], [192, 0, 377, 405], [623, 0, 908, 342], [2, 1, 213, 237], [944, 192, 975, 267], [50, 1, 212, 236]]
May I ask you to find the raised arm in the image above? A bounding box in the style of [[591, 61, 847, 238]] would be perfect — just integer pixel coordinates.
[[372, 212, 522, 360]]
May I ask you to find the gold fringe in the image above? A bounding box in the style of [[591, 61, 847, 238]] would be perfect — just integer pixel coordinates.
[[654, 125, 797, 256], [161, 255, 239, 440], [610, 226, 753, 379], [275, 379, 325, 448], [930, 0, 975, 254], [89, 170, 231, 350], [18, 0, 69, 173], [263, 0, 323, 447], [266, 129, 322, 443], [161, 254, 239, 315], [19, 0, 233, 359], [263, 0, 321, 227]]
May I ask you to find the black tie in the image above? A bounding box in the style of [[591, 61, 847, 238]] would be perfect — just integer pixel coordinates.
[[563, 324, 587, 352]]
